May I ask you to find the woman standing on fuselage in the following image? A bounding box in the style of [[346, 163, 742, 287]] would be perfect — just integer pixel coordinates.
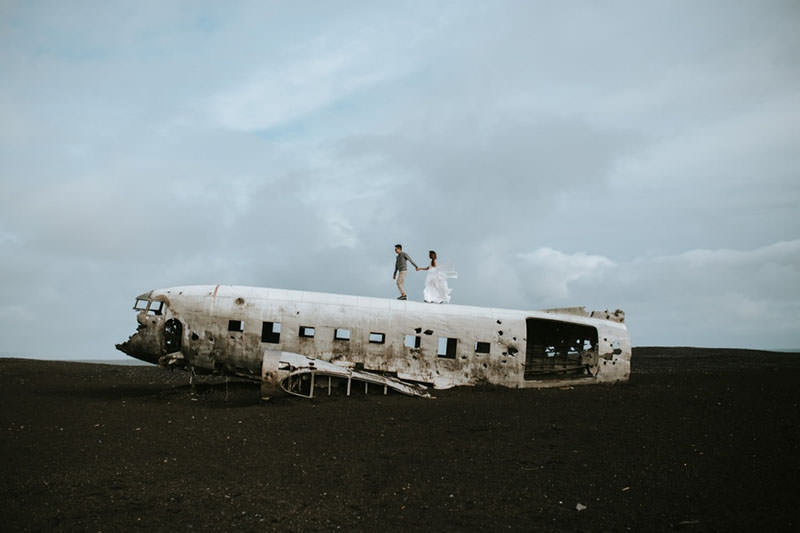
[[417, 250, 456, 303]]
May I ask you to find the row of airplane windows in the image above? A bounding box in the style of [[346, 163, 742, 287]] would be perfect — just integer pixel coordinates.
[[226, 319, 493, 358]]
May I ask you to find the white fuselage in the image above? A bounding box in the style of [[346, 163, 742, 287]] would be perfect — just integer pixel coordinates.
[[117, 285, 631, 393]]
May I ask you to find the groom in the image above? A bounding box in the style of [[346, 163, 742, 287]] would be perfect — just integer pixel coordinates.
[[392, 244, 418, 300]]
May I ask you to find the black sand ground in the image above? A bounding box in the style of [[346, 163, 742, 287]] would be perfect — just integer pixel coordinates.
[[1, 348, 798, 532]]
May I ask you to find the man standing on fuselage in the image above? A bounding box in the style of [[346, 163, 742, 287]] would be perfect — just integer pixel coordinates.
[[393, 244, 418, 300]]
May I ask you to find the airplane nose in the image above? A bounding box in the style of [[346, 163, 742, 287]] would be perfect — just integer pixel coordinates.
[[116, 325, 162, 364]]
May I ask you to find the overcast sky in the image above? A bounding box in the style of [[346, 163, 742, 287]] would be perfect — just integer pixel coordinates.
[[1, 0, 798, 360]]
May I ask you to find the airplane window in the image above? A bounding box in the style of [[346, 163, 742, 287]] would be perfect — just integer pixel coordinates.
[[261, 321, 280, 343], [334, 328, 351, 341], [134, 299, 148, 311], [148, 301, 163, 315], [228, 320, 244, 332], [438, 337, 457, 358], [475, 341, 490, 354], [404, 335, 420, 349], [299, 326, 315, 338], [369, 332, 385, 344]]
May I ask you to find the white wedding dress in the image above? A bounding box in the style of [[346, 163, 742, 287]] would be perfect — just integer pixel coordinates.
[[423, 264, 457, 304]]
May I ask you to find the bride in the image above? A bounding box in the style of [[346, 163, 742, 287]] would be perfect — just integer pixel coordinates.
[[417, 250, 457, 303]]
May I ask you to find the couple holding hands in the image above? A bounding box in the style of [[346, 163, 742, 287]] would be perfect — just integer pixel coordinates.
[[392, 244, 456, 303]]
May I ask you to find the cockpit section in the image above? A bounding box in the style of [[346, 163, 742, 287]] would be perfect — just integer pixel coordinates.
[[115, 294, 174, 365]]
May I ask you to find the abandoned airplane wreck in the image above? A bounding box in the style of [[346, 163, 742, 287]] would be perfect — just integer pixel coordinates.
[[116, 285, 631, 399]]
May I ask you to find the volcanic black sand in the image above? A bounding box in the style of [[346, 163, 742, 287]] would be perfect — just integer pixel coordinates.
[[1, 348, 798, 532]]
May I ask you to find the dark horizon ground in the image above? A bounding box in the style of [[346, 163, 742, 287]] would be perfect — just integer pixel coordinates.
[[1, 347, 798, 531]]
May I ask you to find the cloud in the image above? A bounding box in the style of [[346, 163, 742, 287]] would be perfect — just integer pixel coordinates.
[[0, 2, 798, 358], [468, 239, 800, 350], [208, 12, 434, 133], [518, 248, 615, 300], [533, 240, 800, 349], [323, 212, 360, 250], [211, 50, 390, 132]]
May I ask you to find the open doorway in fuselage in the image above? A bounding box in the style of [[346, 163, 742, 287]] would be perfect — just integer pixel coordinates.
[[164, 318, 183, 353], [524, 318, 598, 379]]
